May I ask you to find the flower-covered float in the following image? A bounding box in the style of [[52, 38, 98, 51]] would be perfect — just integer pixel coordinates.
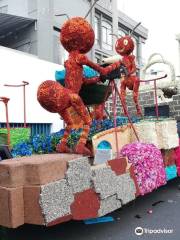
[[0, 3, 180, 229]]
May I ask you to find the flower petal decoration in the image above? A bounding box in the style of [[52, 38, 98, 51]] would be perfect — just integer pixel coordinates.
[[120, 142, 166, 195]]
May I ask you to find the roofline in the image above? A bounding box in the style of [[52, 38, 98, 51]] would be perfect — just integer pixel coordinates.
[[0, 13, 36, 41], [118, 10, 148, 40], [0, 12, 36, 22]]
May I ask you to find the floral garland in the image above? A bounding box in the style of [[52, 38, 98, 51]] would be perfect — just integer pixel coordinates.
[[11, 117, 140, 157]]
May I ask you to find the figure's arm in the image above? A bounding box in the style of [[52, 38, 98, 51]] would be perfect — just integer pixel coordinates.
[[83, 76, 100, 85], [77, 54, 121, 75], [86, 59, 121, 75]]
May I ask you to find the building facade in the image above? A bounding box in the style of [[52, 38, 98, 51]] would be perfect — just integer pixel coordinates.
[[0, 0, 148, 66]]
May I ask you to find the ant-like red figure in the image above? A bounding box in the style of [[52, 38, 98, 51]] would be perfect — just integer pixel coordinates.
[[37, 14, 121, 155], [114, 23, 142, 116]]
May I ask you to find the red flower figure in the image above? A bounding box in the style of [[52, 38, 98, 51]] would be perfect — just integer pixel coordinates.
[[115, 34, 142, 116], [37, 17, 121, 155]]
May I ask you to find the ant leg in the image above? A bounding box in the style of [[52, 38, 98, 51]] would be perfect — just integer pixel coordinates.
[[75, 124, 92, 155], [69, 94, 92, 155], [133, 80, 142, 116], [56, 109, 72, 153], [92, 103, 106, 120], [120, 80, 128, 116]]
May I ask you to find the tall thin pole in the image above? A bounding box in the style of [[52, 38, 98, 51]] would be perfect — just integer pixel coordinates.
[[5, 101, 10, 146], [154, 80, 159, 120], [111, 82, 119, 158], [4, 81, 29, 128], [0, 97, 10, 146], [113, 81, 140, 142], [139, 74, 167, 120], [22, 81, 29, 128], [23, 84, 26, 127]]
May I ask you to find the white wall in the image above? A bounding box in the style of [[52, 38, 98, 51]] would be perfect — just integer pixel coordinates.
[[0, 46, 64, 133], [6, 0, 28, 17]]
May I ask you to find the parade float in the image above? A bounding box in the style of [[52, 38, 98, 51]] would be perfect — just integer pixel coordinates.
[[0, 2, 180, 229]]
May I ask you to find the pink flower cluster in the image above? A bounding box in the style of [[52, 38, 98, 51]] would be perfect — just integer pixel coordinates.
[[121, 143, 166, 195]]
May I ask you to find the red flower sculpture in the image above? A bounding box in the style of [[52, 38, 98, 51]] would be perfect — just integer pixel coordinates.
[[37, 17, 121, 155], [115, 35, 142, 116]]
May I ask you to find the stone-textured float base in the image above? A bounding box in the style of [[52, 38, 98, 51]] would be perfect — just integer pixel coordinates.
[[0, 186, 24, 228], [0, 154, 136, 228], [0, 118, 179, 228]]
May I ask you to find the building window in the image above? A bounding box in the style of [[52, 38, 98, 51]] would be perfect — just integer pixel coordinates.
[[118, 29, 126, 38], [0, 5, 8, 13], [95, 52, 101, 64], [95, 16, 100, 45], [102, 54, 110, 62], [95, 52, 110, 65], [102, 20, 112, 51], [98, 0, 112, 11]]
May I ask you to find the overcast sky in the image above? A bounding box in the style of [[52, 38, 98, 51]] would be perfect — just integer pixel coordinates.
[[117, 0, 180, 74]]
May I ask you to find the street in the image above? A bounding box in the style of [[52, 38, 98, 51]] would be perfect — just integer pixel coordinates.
[[3, 177, 180, 240]]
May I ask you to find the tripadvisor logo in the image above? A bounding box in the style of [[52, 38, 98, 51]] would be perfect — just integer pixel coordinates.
[[135, 227, 143, 236], [135, 227, 173, 236]]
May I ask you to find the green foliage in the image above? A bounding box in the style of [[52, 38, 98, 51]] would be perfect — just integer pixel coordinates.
[[0, 128, 31, 147]]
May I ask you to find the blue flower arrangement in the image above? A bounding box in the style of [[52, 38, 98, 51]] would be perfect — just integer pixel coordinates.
[[11, 142, 33, 157], [11, 116, 140, 157]]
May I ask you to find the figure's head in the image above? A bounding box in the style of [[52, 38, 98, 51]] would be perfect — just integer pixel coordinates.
[[115, 35, 134, 56], [60, 17, 95, 53], [114, 22, 141, 56]]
